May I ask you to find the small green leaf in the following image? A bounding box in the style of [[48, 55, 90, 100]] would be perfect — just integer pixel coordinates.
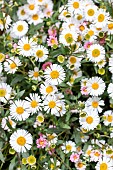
[[9, 155, 16, 170], [0, 151, 5, 163]]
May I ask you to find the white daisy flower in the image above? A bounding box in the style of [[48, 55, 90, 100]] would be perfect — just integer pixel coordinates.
[[93, 9, 110, 27], [47, 133, 58, 145], [95, 156, 113, 170], [59, 28, 78, 46], [67, 0, 83, 15], [84, 26, 97, 42], [103, 110, 113, 126], [85, 5, 98, 22], [35, 112, 44, 126], [58, 6, 71, 21], [27, 12, 44, 25], [107, 83, 113, 99], [62, 17, 77, 30], [68, 55, 82, 69], [4, 57, 21, 74], [44, 64, 65, 85], [43, 95, 61, 115], [85, 97, 104, 113], [1, 116, 16, 131], [40, 82, 58, 97], [85, 145, 92, 157], [61, 140, 76, 154], [11, 20, 28, 38], [34, 0, 46, 5], [96, 59, 106, 69], [55, 101, 66, 117], [90, 150, 102, 162], [69, 69, 82, 85], [25, 93, 42, 114], [107, 21, 113, 35], [4, 14, 12, 30], [86, 77, 106, 96], [28, 67, 41, 81], [9, 129, 33, 153], [17, 36, 37, 57], [43, 0, 53, 10], [109, 55, 113, 74], [79, 111, 100, 130], [33, 45, 49, 62], [0, 83, 12, 103], [9, 100, 30, 121], [25, 0, 39, 15], [17, 6, 29, 20], [75, 160, 86, 170], [87, 44, 105, 63]]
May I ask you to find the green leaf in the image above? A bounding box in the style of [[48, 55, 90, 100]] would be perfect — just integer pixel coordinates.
[[0, 151, 5, 163], [9, 155, 16, 170], [59, 122, 70, 129], [11, 75, 24, 86], [16, 90, 25, 99]]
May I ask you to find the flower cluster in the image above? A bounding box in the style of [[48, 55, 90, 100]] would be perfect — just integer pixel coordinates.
[[1, 0, 113, 169]]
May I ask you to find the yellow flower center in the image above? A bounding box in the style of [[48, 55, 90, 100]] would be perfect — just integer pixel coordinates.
[[94, 152, 100, 157], [65, 33, 74, 43], [88, 30, 94, 36], [92, 83, 99, 90], [69, 56, 77, 64], [92, 101, 99, 108], [66, 144, 72, 151], [17, 136, 26, 146], [29, 4, 35, 10], [48, 134, 55, 140], [46, 86, 53, 94], [77, 14, 83, 20], [16, 107, 24, 114], [31, 100, 38, 108], [87, 9, 94, 16], [79, 25, 85, 31], [77, 162, 83, 168], [86, 116, 93, 124], [0, 88, 6, 97], [32, 14, 39, 20], [98, 14, 105, 22], [107, 115, 113, 122], [36, 50, 44, 58], [50, 38, 56, 44], [63, 11, 70, 16], [21, 9, 25, 15], [73, 2, 79, 9], [17, 25, 23, 32], [37, 115, 44, 123], [10, 62, 17, 69], [92, 49, 100, 58], [0, 53, 5, 62], [33, 71, 39, 77], [38, 0, 43, 2], [50, 70, 59, 79], [48, 101, 56, 108], [100, 163, 108, 170], [23, 44, 31, 51], [86, 150, 91, 155], [108, 23, 113, 30]]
